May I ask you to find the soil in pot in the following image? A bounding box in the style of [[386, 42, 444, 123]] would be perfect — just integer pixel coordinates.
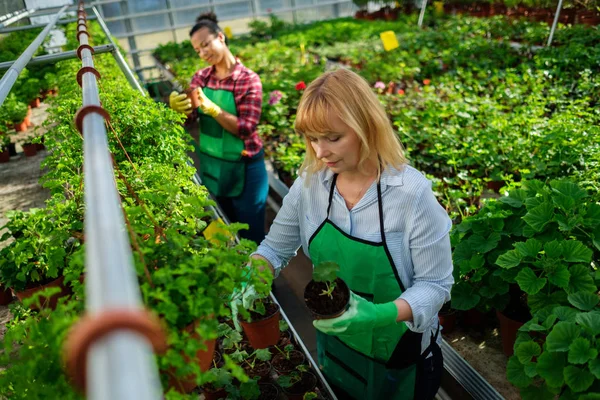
[[277, 330, 292, 347], [259, 383, 279, 400], [186, 88, 200, 109], [240, 299, 281, 349], [202, 386, 227, 400], [281, 372, 318, 400], [15, 275, 72, 310], [272, 350, 305, 374], [304, 278, 350, 319], [242, 360, 272, 382], [221, 340, 252, 357]]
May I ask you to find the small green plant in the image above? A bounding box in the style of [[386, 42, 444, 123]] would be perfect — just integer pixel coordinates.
[[304, 392, 318, 400], [243, 348, 272, 370], [274, 344, 295, 360], [277, 364, 310, 388], [313, 261, 340, 299], [279, 319, 289, 332]]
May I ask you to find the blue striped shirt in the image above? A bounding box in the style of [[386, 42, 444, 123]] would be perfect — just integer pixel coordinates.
[[256, 165, 454, 354]]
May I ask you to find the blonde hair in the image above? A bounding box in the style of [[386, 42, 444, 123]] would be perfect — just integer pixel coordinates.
[[295, 68, 407, 181]]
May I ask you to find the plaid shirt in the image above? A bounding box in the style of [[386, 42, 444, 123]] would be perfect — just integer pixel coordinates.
[[190, 60, 263, 157]]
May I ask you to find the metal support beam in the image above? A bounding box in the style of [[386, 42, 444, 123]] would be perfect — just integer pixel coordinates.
[[75, 5, 161, 399], [0, 9, 26, 23], [0, 5, 68, 107], [91, 7, 146, 96], [164, 0, 178, 43], [118, 1, 143, 83], [418, 0, 428, 27], [0, 44, 114, 71], [547, 0, 563, 47], [0, 15, 98, 34], [0, 8, 38, 29]]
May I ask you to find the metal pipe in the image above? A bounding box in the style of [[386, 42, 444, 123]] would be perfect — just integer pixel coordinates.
[[0, 15, 98, 34], [0, 9, 25, 23], [0, 8, 38, 29], [547, 0, 563, 47], [0, 5, 68, 107], [76, 9, 161, 400], [0, 44, 114, 71], [418, 0, 428, 27], [91, 7, 146, 96]]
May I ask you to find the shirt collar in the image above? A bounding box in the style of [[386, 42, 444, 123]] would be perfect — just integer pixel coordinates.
[[320, 165, 405, 191], [208, 57, 244, 82]]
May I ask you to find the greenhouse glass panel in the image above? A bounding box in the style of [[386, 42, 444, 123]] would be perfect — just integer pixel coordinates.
[[258, 0, 291, 13], [172, 1, 211, 25], [128, 0, 167, 13], [132, 14, 170, 32], [294, 0, 314, 8], [214, 1, 253, 19]]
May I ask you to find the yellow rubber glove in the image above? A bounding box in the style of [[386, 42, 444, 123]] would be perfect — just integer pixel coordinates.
[[198, 87, 221, 118], [169, 91, 192, 115]]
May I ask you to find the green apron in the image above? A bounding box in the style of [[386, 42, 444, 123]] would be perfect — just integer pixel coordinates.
[[198, 87, 245, 197], [308, 174, 439, 400]]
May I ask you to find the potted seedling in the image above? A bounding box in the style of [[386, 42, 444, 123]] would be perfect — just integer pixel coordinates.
[[0, 134, 10, 163], [176, 77, 201, 110], [277, 319, 292, 347], [277, 365, 318, 400], [241, 348, 272, 382], [304, 261, 350, 319], [272, 344, 305, 375], [201, 367, 232, 400], [20, 133, 38, 157], [238, 291, 281, 349]]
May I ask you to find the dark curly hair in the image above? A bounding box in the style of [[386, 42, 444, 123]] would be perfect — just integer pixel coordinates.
[[189, 12, 228, 45]]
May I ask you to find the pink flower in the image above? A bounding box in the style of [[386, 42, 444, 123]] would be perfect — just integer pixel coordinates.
[[423, 79, 431, 85], [374, 81, 386, 90], [295, 81, 306, 91], [398, 89, 405, 95], [268, 90, 283, 105]]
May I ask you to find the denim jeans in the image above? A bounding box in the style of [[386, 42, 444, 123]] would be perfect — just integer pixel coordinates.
[[216, 150, 268, 244]]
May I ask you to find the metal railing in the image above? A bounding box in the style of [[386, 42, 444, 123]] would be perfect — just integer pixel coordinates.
[[0, 8, 37, 29]]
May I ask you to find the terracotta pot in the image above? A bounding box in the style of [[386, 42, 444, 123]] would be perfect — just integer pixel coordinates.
[[577, 10, 600, 25], [166, 321, 217, 393], [15, 275, 72, 310], [486, 180, 504, 193], [14, 121, 27, 132], [0, 285, 13, 305], [36, 143, 46, 151], [22, 143, 37, 157], [0, 149, 10, 163], [186, 88, 200, 109], [29, 98, 41, 108], [240, 303, 281, 349], [438, 310, 457, 334], [496, 310, 524, 356]]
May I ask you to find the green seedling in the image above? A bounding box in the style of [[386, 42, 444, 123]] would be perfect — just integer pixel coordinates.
[[313, 261, 340, 300]]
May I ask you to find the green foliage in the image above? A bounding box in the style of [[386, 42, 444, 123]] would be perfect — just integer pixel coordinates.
[[0, 93, 28, 124]]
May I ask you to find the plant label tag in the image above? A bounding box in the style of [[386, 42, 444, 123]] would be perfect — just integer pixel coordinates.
[[203, 218, 232, 245], [380, 31, 399, 52]]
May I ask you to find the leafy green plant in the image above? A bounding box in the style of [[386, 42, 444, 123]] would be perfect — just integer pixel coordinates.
[[507, 296, 600, 399], [313, 261, 340, 299], [274, 344, 296, 361], [451, 179, 599, 316], [277, 364, 310, 388], [243, 348, 272, 369]]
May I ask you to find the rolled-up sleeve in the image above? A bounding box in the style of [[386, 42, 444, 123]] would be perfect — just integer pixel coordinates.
[[400, 182, 454, 332], [236, 74, 262, 139], [253, 177, 303, 275]]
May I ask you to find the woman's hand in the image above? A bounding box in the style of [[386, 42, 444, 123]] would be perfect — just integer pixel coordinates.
[[168, 91, 192, 115], [198, 87, 221, 118], [313, 292, 399, 335]]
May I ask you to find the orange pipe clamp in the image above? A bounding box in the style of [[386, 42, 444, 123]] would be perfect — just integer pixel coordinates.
[[76, 66, 101, 87], [74, 104, 110, 134], [64, 309, 167, 393]]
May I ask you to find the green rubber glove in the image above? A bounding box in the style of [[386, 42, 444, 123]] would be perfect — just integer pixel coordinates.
[[313, 292, 398, 336], [230, 271, 257, 332]]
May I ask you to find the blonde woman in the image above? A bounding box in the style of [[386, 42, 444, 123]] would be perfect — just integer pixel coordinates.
[[243, 68, 453, 399]]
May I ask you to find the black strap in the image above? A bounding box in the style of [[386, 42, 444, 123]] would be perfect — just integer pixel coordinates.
[[327, 174, 338, 216], [376, 179, 386, 244]]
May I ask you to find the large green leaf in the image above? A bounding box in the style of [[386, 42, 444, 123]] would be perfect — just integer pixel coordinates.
[[516, 341, 541, 364], [548, 265, 571, 289], [551, 180, 588, 208], [578, 394, 600, 400], [546, 322, 581, 352], [453, 241, 472, 265], [459, 254, 485, 275], [521, 384, 554, 400], [529, 291, 567, 314], [524, 362, 538, 378], [568, 292, 599, 311], [496, 249, 522, 269], [568, 264, 597, 294], [564, 365, 595, 393], [544, 240, 563, 259], [589, 358, 600, 380], [469, 233, 501, 253], [507, 356, 533, 388], [583, 203, 600, 228], [515, 239, 542, 258], [500, 190, 526, 208], [523, 201, 554, 232], [575, 312, 600, 336], [537, 351, 566, 387], [516, 267, 547, 295], [450, 283, 480, 311], [568, 337, 597, 364], [562, 241, 593, 263], [553, 306, 578, 322]]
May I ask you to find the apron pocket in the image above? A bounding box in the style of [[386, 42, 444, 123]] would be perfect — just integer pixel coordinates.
[[200, 152, 245, 197]]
